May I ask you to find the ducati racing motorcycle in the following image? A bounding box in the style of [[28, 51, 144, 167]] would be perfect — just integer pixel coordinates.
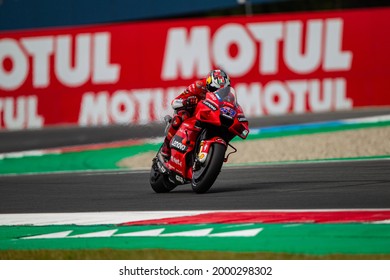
[[150, 86, 249, 193]]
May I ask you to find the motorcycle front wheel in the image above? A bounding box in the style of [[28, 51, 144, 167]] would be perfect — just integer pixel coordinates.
[[191, 143, 226, 194]]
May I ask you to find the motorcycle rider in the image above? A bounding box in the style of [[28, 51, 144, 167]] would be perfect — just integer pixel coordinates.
[[161, 69, 231, 159]]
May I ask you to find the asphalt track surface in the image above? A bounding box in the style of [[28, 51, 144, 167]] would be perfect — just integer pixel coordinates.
[[1, 108, 390, 214], [1, 160, 390, 214]]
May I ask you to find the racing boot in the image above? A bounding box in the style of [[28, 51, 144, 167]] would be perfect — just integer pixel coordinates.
[[160, 113, 183, 159], [160, 138, 171, 159], [161, 115, 173, 159]]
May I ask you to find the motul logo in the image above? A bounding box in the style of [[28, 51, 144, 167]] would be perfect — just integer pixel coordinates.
[[161, 18, 352, 80], [0, 95, 44, 129], [0, 32, 120, 91]]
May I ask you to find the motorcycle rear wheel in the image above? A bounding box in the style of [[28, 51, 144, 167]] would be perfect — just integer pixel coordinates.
[[150, 158, 177, 193], [191, 143, 226, 194]]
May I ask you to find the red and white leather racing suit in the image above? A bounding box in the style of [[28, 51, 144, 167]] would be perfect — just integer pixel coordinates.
[[161, 78, 208, 157]]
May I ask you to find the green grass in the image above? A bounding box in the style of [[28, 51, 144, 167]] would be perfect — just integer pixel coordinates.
[[1, 249, 390, 260]]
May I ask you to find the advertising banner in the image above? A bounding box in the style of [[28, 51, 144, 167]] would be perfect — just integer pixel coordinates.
[[1, 8, 389, 130]]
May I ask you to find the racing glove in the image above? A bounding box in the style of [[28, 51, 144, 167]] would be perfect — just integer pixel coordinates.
[[183, 96, 198, 108]]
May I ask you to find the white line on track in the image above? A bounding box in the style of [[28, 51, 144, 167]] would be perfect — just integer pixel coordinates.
[[0, 169, 149, 177], [1, 209, 389, 226]]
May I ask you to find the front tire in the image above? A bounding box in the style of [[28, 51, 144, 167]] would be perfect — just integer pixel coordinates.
[[191, 143, 226, 194]]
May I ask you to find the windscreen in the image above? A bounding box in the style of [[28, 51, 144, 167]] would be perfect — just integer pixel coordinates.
[[214, 86, 237, 106]]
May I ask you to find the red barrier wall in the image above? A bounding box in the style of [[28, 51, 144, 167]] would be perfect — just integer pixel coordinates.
[[1, 8, 389, 129]]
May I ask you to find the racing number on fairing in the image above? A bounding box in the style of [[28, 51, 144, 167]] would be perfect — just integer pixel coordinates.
[[220, 106, 236, 117]]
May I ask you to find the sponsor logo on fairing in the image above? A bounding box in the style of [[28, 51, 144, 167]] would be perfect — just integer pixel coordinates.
[[175, 175, 185, 184], [238, 116, 247, 122], [202, 100, 217, 111], [171, 156, 183, 167], [171, 136, 187, 152], [198, 152, 208, 163], [157, 161, 167, 173]]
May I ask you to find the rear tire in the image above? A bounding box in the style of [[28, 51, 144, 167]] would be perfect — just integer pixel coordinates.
[[150, 159, 176, 193], [191, 143, 226, 194]]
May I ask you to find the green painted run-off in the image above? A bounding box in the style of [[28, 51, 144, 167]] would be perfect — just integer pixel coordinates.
[[1, 223, 390, 255]]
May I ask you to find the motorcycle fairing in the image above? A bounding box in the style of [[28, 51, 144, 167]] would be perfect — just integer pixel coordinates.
[[168, 117, 201, 181], [155, 152, 190, 185], [198, 137, 227, 164], [195, 92, 249, 139]]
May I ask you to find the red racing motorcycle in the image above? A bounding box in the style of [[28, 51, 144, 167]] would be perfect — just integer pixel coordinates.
[[150, 86, 249, 193]]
